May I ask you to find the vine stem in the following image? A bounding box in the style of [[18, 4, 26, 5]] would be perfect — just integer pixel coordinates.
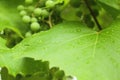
[[84, 0, 102, 31], [45, 11, 53, 28]]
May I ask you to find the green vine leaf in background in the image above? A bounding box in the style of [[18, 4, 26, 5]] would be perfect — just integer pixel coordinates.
[[98, 0, 120, 10], [98, 1, 120, 19], [0, 0, 25, 37]]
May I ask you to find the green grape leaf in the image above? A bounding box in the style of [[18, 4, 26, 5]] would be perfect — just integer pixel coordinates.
[[1, 58, 50, 80], [98, 1, 120, 19], [0, 0, 25, 38], [98, 0, 120, 10], [0, 37, 8, 50], [0, 20, 120, 80], [61, 6, 80, 21], [1, 67, 14, 80]]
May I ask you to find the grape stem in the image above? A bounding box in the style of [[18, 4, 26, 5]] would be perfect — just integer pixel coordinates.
[[46, 11, 53, 28], [35, 0, 41, 8], [84, 0, 102, 31]]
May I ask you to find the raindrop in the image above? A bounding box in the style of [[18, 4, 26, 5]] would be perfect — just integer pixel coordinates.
[[111, 30, 114, 32], [39, 40, 43, 43], [43, 47, 47, 51], [0, 30, 4, 35], [112, 40, 115, 44], [76, 29, 81, 32]]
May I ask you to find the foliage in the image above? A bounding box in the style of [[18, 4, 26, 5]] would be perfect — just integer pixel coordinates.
[[0, 0, 120, 80]]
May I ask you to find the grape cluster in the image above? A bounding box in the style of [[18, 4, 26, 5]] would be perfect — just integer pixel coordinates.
[[70, 0, 100, 28], [17, 0, 63, 37]]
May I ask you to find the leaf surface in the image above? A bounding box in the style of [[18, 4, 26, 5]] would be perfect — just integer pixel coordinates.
[[98, 0, 120, 10], [98, 1, 120, 19], [0, 0, 25, 37], [0, 20, 120, 80]]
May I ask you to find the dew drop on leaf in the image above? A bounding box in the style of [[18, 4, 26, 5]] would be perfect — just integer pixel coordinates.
[[76, 29, 81, 32], [39, 40, 43, 43], [111, 30, 114, 32]]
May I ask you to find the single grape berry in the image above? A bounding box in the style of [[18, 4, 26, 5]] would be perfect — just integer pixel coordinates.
[[41, 9, 49, 17], [25, 0, 33, 4], [20, 10, 27, 16], [31, 17, 37, 22], [45, 0, 55, 8], [17, 5, 24, 11], [22, 15, 31, 23], [30, 22, 40, 32], [27, 6, 34, 12], [34, 8, 42, 16], [25, 31, 32, 37]]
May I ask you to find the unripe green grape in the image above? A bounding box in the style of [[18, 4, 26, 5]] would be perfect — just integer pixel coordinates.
[[41, 9, 49, 17], [25, 31, 32, 37], [45, 0, 55, 8], [22, 15, 31, 23], [25, 0, 33, 4], [20, 10, 27, 16], [30, 22, 40, 32], [31, 17, 37, 22], [38, 17, 42, 20], [17, 5, 24, 11], [27, 6, 34, 12], [34, 8, 42, 16]]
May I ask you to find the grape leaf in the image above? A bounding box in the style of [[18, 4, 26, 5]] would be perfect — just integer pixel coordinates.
[[98, 0, 120, 10], [0, 0, 25, 37], [0, 20, 120, 80], [98, 1, 120, 19], [0, 59, 49, 80], [0, 37, 8, 50]]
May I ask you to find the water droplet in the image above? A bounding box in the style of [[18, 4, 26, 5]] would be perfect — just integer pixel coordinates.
[[111, 30, 114, 32], [76, 29, 81, 32], [0, 30, 4, 35], [43, 47, 47, 50], [112, 40, 115, 43], [39, 40, 43, 43]]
